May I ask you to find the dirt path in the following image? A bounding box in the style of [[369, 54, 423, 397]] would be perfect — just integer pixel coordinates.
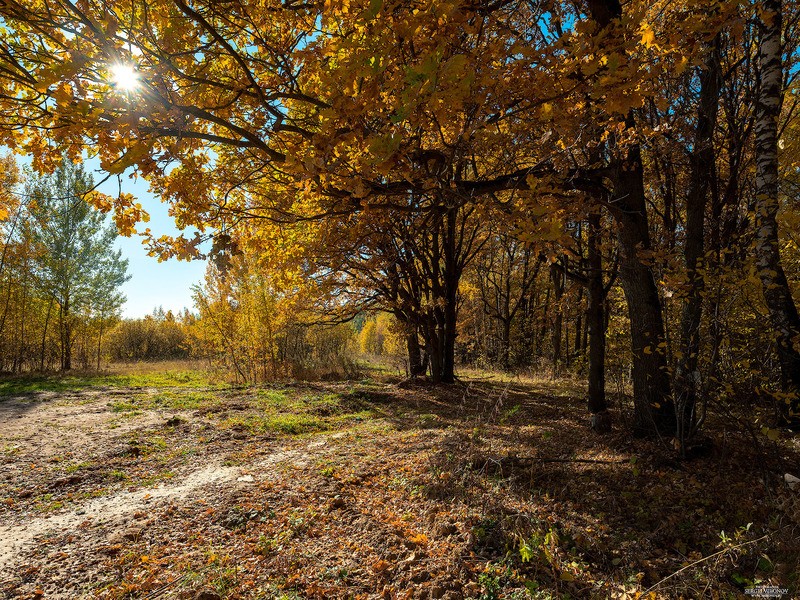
[[0, 389, 168, 459], [0, 388, 267, 593], [0, 445, 312, 573], [0, 384, 325, 598], [0, 461, 236, 570]]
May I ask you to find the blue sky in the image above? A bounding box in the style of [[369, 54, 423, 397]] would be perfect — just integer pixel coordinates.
[[92, 165, 207, 319]]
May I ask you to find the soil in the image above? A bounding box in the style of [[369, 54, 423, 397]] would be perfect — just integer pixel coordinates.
[[0, 378, 798, 599]]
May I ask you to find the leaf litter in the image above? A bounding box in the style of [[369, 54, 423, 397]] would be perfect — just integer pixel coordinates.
[[0, 377, 798, 599]]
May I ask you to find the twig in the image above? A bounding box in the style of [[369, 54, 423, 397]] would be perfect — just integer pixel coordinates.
[[536, 458, 628, 464], [512, 456, 629, 465], [642, 534, 769, 595], [142, 574, 187, 599]]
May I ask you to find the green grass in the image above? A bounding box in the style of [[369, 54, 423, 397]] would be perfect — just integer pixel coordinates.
[[216, 386, 378, 436], [2, 370, 381, 450], [3, 444, 20, 456], [0, 368, 217, 397], [255, 388, 290, 406], [65, 461, 91, 473], [110, 400, 140, 412], [34, 493, 65, 513], [136, 470, 176, 487], [150, 390, 217, 410], [222, 412, 326, 435]]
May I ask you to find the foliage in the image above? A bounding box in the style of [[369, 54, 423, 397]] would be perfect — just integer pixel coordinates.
[[0, 157, 129, 371], [106, 307, 191, 361], [191, 255, 358, 383], [0, 0, 798, 432], [357, 313, 402, 357]]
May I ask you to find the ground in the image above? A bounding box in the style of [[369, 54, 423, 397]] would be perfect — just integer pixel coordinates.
[[0, 365, 798, 599]]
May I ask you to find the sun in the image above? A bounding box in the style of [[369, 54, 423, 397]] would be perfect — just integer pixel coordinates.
[[109, 64, 139, 91]]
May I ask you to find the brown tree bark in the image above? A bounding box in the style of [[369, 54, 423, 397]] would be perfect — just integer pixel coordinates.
[[550, 262, 565, 375], [587, 211, 611, 432], [588, 0, 676, 438], [675, 37, 722, 448]]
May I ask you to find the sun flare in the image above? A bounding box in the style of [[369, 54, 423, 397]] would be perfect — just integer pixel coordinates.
[[109, 64, 139, 91]]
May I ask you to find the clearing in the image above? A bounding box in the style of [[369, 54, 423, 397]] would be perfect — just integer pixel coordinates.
[[0, 368, 798, 599]]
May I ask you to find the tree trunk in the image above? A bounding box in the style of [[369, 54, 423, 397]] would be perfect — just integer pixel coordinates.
[[501, 317, 512, 371], [675, 38, 722, 448], [97, 315, 104, 371], [426, 314, 443, 384], [550, 263, 564, 375], [587, 211, 611, 432], [62, 297, 72, 371], [40, 296, 53, 371], [406, 328, 427, 377], [613, 146, 675, 437], [754, 0, 800, 423], [441, 207, 459, 384], [587, 0, 675, 437], [574, 286, 584, 357], [538, 286, 551, 359]]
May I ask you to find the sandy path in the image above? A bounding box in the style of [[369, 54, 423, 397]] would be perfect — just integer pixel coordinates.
[[0, 462, 236, 570], [0, 390, 166, 459], [0, 386, 331, 597], [0, 445, 309, 574]]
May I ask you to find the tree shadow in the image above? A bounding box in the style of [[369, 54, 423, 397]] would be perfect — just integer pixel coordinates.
[[336, 376, 800, 597]]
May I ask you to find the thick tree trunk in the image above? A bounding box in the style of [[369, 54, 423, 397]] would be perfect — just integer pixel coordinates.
[[406, 329, 427, 377], [675, 38, 722, 447], [441, 207, 459, 384], [426, 318, 443, 384], [587, 0, 675, 438], [754, 0, 800, 423], [441, 290, 457, 383], [614, 164, 675, 436], [587, 212, 611, 432]]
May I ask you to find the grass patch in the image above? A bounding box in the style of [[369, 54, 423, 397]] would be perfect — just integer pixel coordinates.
[[223, 413, 326, 435], [217, 386, 379, 437], [3, 444, 20, 456], [34, 493, 65, 513], [255, 388, 290, 407], [110, 400, 139, 412], [267, 413, 326, 434], [150, 390, 217, 410], [135, 471, 176, 487], [64, 461, 91, 473], [0, 365, 218, 397]]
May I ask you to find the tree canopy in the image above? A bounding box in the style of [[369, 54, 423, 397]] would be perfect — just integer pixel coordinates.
[[1, 0, 800, 437]]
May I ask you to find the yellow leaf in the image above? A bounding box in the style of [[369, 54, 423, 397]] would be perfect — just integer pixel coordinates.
[[640, 23, 656, 49]]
